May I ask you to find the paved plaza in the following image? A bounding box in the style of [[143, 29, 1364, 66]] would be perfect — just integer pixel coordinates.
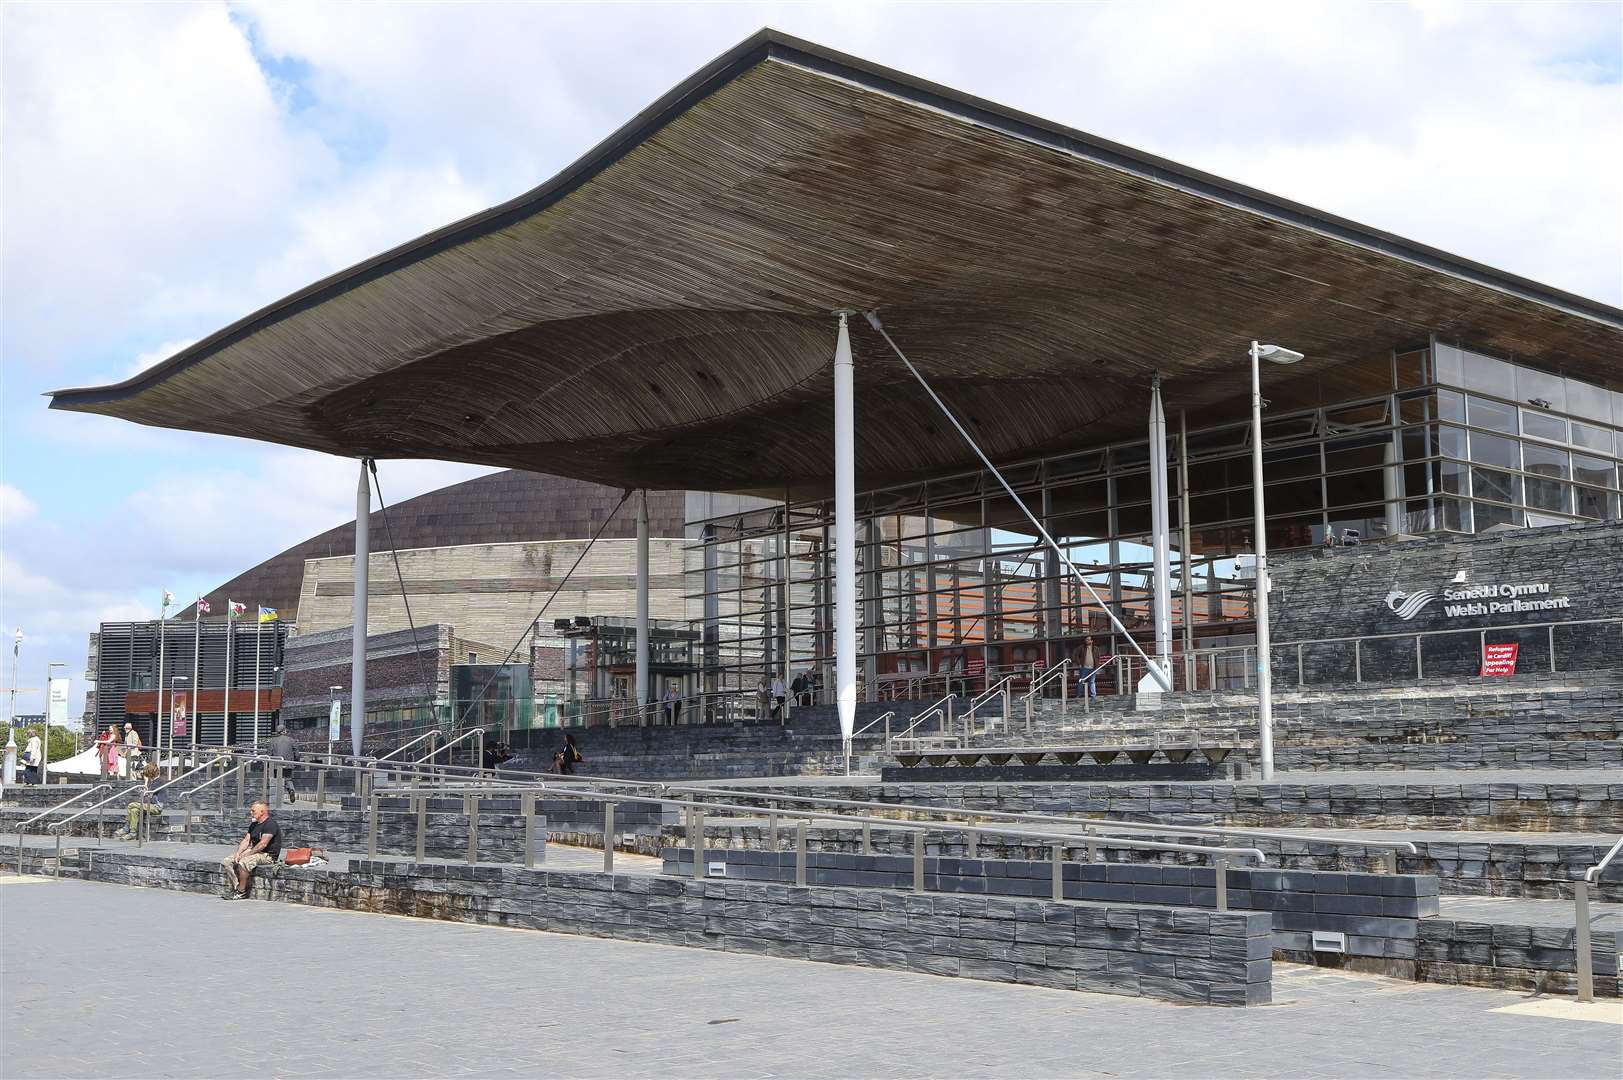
[[4, 876, 1619, 1079]]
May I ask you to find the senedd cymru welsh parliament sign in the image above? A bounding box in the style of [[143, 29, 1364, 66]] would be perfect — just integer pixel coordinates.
[[1384, 581, 1573, 621]]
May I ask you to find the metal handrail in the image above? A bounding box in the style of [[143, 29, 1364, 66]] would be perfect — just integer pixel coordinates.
[[1574, 833, 1622, 1003], [1584, 835, 1623, 884], [17, 784, 113, 831], [961, 675, 1016, 737], [1022, 659, 1072, 733], [377, 730, 440, 763], [423, 728, 485, 770], [887, 695, 956, 750], [48, 755, 232, 833]]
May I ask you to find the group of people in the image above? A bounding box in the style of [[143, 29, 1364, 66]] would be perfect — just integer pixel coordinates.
[[93, 723, 145, 778]]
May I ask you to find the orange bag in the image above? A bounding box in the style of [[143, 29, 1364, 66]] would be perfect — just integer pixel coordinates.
[[283, 847, 316, 866]]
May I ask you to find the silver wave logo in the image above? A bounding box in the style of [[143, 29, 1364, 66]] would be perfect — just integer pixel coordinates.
[[1385, 589, 1436, 620]]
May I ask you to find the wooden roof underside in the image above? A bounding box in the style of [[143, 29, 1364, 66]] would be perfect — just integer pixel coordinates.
[[50, 31, 1623, 497]]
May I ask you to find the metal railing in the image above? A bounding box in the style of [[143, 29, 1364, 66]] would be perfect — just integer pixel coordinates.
[[842, 711, 895, 775], [376, 730, 441, 763], [1022, 660, 1071, 732], [12, 784, 112, 875], [1574, 834, 1623, 1003], [887, 695, 957, 751], [959, 675, 1016, 740]]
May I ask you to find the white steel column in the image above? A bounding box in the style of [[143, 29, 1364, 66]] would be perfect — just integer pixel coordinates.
[[635, 491, 650, 712], [1250, 344, 1276, 780], [833, 313, 857, 744], [351, 460, 370, 758], [1147, 376, 1173, 687]]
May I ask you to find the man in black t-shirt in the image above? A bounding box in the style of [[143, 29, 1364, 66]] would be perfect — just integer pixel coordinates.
[[221, 801, 281, 899]]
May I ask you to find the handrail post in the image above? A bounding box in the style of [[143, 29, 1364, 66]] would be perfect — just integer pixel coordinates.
[[261, 759, 271, 805], [185, 797, 193, 841], [1215, 858, 1229, 912], [1354, 640, 1362, 684], [912, 829, 925, 892], [15, 829, 23, 875], [54, 832, 62, 877], [1574, 880, 1594, 1002], [466, 794, 479, 865], [235, 762, 245, 809], [767, 812, 779, 851], [416, 795, 427, 862], [966, 828, 978, 859], [522, 792, 536, 870], [316, 767, 326, 810], [1548, 624, 1557, 673], [1299, 643, 1306, 686], [795, 820, 807, 886], [603, 801, 616, 874], [366, 792, 379, 859], [861, 821, 871, 855], [691, 808, 705, 880], [1051, 843, 1063, 901]]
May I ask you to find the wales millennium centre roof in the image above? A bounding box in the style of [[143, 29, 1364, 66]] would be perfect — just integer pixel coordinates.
[[49, 29, 1623, 496]]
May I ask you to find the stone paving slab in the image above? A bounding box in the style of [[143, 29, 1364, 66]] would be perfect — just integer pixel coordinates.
[[4, 878, 1621, 1079]]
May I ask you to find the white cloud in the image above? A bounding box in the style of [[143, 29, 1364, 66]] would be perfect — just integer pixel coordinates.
[[0, 484, 37, 525]]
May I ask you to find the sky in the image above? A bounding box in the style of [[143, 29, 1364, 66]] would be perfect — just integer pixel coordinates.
[[2, 1, 1620, 724]]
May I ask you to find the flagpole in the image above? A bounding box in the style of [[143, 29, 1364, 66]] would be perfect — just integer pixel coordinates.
[[191, 599, 202, 763], [157, 593, 169, 767], [253, 612, 262, 749], [224, 605, 234, 748]]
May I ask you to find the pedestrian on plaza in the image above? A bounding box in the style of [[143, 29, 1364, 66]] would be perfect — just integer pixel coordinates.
[[221, 800, 282, 900], [554, 731, 582, 775], [268, 727, 299, 804], [790, 672, 806, 709], [122, 723, 144, 774], [98, 725, 120, 778], [662, 684, 680, 725], [1076, 636, 1099, 699], [755, 678, 771, 721], [770, 675, 787, 721], [21, 730, 42, 785], [122, 763, 164, 839], [482, 738, 511, 770]]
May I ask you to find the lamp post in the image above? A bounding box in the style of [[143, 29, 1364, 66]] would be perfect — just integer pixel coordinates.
[[5, 629, 22, 786], [1249, 341, 1304, 782]]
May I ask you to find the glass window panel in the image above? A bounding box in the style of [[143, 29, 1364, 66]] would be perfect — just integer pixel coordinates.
[[1438, 424, 1467, 459], [1515, 365, 1566, 412], [1326, 469, 1389, 509], [1467, 395, 1517, 433], [1327, 505, 1389, 543], [1186, 425, 1248, 457], [1523, 477, 1569, 513], [1471, 467, 1520, 505], [1433, 343, 1464, 385], [1572, 454, 1615, 489], [1401, 497, 1435, 533], [1110, 443, 1150, 470], [1047, 450, 1105, 480], [1525, 510, 1571, 528], [1574, 485, 1612, 520], [1441, 460, 1469, 495], [1571, 421, 1613, 454], [1470, 431, 1519, 470], [1325, 433, 1395, 473], [1436, 388, 1465, 423], [1614, 390, 1623, 428], [1403, 463, 1432, 499], [1049, 508, 1109, 539], [1262, 413, 1319, 443], [1324, 400, 1391, 432], [1401, 424, 1434, 462], [1115, 504, 1151, 535], [1439, 496, 1471, 532], [1265, 477, 1323, 515], [1472, 501, 1523, 530], [1395, 348, 1428, 388], [1462, 350, 1516, 397], [1398, 390, 1434, 424], [1262, 442, 1321, 480], [1113, 473, 1150, 505], [1048, 480, 1109, 513], [1565, 376, 1611, 422], [1521, 410, 1566, 442], [1266, 516, 1322, 551], [1522, 443, 1568, 479]]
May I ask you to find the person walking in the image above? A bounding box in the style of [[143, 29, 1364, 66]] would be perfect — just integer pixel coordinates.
[[121, 723, 144, 775], [770, 675, 787, 722], [1076, 636, 1099, 699], [267, 727, 299, 804], [554, 731, 583, 776], [98, 725, 120, 778], [21, 730, 42, 785], [662, 684, 680, 725]]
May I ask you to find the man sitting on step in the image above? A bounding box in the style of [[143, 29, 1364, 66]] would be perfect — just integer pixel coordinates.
[[221, 801, 282, 900], [120, 763, 164, 839]]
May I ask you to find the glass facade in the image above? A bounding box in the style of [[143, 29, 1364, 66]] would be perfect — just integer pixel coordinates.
[[683, 339, 1622, 696]]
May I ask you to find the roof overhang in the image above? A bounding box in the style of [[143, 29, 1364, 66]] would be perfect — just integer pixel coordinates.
[[49, 28, 1623, 495]]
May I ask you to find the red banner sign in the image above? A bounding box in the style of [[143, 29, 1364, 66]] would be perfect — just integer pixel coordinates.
[[1480, 643, 1519, 677], [171, 692, 189, 738]]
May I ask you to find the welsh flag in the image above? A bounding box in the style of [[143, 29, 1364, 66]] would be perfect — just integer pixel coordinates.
[[228, 600, 246, 619]]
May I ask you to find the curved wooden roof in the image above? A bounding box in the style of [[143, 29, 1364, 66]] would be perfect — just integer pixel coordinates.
[[50, 29, 1623, 495]]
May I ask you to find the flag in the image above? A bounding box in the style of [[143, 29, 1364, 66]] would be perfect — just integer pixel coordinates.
[[229, 600, 246, 619], [196, 598, 212, 615], [161, 590, 175, 608], [258, 606, 279, 623]]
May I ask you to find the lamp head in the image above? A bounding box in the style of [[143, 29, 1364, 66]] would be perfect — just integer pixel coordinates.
[[1256, 343, 1304, 365]]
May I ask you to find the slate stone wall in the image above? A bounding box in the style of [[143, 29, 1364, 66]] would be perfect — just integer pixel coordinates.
[[71, 849, 1274, 1007], [1269, 520, 1623, 682]]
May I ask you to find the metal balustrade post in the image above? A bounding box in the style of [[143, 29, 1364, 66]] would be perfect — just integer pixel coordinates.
[[603, 802, 616, 874], [1575, 881, 1594, 1003], [1415, 636, 1423, 681], [966, 828, 978, 859], [1215, 858, 1229, 912], [185, 798, 193, 841], [1548, 624, 1557, 673], [235, 763, 245, 808], [767, 812, 779, 851], [1242, 647, 1251, 689], [316, 768, 326, 810], [913, 830, 925, 892], [261, 760, 271, 805], [272, 765, 282, 809], [522, 792, 536, 870], [466, 795, 480, 865], [366, 793, 378, 858], [416, 795, 427, 862], [15, 830, 23, 875], [1085, 832, 1098, 863], [795, 820, 807, 886], [1298, 644, 1305, 686], [54, 833, 62, 877], [1354, 640, 1362, 683], [861, 821, 871, 855], [691, 809, 705, 880]]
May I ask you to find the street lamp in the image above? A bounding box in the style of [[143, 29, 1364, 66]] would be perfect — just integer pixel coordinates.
[[1250, 340, 1304, 782]]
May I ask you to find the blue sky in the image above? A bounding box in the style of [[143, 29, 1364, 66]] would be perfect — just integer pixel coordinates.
[[3, 0, 1620, 723]]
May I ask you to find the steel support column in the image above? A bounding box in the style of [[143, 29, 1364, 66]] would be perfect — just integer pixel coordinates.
[[351, 460, 370, 759], [635, 491, 650, 713], [1147, 376, 1173, 691], [833, 312, 857, 744]]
